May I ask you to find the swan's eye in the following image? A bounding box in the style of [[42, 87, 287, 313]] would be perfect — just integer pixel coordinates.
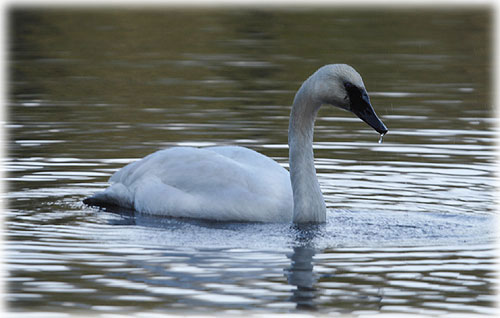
[[344, 82, 358, 92], [344, 82, 361, 98], [344, 82, 368, 110]]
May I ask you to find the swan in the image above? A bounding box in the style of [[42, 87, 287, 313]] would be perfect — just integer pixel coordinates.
[[84, 64, 388, 223]]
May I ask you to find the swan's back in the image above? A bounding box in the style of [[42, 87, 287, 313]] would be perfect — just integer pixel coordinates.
[[86, 146, 293, 222]]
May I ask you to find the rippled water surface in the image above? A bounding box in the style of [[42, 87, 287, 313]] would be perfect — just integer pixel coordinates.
[[5, 8, 498, 317]]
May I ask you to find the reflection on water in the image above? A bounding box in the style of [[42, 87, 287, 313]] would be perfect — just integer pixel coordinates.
[[286, 225, 322, 311], [287, 246, 318, 310], [6, 7, 497, 317]]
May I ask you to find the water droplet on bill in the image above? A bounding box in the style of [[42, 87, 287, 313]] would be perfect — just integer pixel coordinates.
[[378, 133, 385, 144]]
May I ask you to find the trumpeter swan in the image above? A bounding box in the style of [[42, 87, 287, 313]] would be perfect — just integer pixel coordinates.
[[84, 64, 388, 223]]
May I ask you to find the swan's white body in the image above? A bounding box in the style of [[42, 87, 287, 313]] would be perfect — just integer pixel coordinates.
[[96, 146, 293, 222], [85, 64, 387, 223]]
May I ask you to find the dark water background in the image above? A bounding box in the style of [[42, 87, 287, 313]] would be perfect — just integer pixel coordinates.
[[5, 8, 498, 317]]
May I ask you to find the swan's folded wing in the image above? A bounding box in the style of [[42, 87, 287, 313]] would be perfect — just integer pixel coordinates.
[[93, 146, 293, 222]]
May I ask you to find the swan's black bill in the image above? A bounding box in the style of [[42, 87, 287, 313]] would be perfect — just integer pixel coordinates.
[[347, 86, 388, 135], [353, 104, 388, 135]]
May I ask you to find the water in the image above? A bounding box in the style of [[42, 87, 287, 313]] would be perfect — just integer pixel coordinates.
[[5, 8, 498, 317]]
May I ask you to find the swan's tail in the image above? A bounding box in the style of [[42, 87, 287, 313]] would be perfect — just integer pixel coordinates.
[[83, 183, 134, 210], [83, 192, 119, 209]]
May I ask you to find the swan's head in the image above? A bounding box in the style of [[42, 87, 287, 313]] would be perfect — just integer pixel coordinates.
[[312, 64, 388, 135]]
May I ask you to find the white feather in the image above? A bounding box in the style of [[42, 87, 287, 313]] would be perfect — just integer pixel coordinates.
[[92, 146, 293, 222]]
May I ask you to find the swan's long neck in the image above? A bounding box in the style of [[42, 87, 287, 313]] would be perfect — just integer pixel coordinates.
[[288, 78, 326, 223]]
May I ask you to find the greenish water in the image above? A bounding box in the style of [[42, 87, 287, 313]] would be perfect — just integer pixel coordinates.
[[6, 8, 497, 317]]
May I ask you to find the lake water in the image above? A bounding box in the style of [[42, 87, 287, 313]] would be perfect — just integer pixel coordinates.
[[5, 8, 498, 317]]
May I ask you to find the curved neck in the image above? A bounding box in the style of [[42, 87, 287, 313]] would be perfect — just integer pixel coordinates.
[[288, 80, 326, 223]]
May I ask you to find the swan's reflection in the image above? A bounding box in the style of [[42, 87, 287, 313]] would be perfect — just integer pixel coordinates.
[[285, 223, 322, 310]]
